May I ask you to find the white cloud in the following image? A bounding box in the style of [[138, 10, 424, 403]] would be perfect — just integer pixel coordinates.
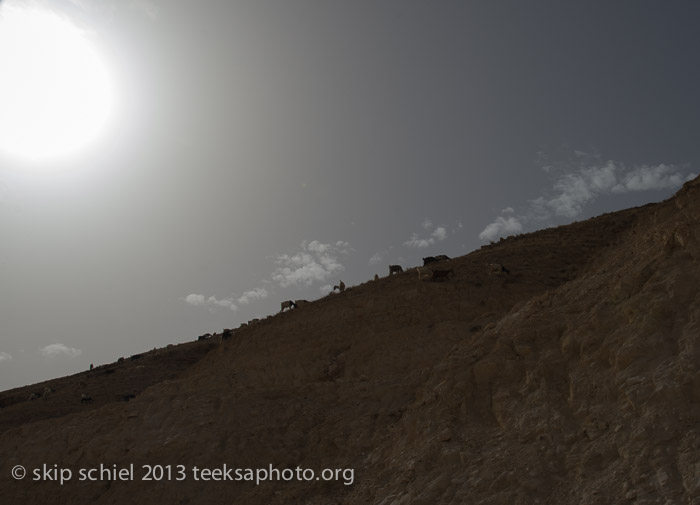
[[541, 161, 617, 217], [186, 285, 271, 311], [0, 352, 12, 361], [207, 296, 237, 310], [272, 240, 352, 288], [40, 344, 81, 359], [478, 215, 523, 242], [616, 164, 696, 192], [237, 287, 269, 305], [543, 161, 693, 218], [478, 154, 695, 241], [185, 293, 206, 306], [185, 293, 237, 311], [319, 284, 333, 295], [432, 227, 447, 241], [404, 233, 433, 248], [368, 252, 384, 266], [405, 219, 449, 248]]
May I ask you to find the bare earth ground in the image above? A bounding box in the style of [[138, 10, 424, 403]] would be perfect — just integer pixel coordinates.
[[1, 176, 699, 504]]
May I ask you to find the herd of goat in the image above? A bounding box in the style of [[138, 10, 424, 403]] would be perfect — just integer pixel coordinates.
[[27, 350, 152, 405], [211, 255, 511, 343], [32, 255, 510, 406]]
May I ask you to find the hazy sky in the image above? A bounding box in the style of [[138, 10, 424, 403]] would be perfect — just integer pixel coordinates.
[[1, 0, 698, 390]]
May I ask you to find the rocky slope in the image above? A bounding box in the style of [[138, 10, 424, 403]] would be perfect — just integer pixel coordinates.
[[1, 176, 698, 504]]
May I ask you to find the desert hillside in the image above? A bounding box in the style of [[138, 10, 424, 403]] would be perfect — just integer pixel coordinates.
[[1, 176, 699, 505]]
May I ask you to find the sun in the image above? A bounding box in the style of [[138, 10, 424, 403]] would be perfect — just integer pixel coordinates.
[[0, 2, 114, 163]]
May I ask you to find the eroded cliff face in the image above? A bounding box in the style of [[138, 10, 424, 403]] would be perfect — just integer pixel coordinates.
[[1, 177, 698, 505], [379, 177, 700, 505]]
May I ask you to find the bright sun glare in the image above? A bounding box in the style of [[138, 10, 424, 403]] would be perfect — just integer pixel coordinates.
[[0, 2, 114, 163]]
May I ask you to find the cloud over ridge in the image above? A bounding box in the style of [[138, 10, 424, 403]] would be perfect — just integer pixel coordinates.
[[479, 156, 695, 242], [236, 287, 269, 305], [40, 343, 82, 359], [185, 294, 238, 311], [272, 240, 352, 288], [404, 219, 449, 249]]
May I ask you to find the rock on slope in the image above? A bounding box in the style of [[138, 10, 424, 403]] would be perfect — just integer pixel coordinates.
[[1, 177, 698, 505]]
